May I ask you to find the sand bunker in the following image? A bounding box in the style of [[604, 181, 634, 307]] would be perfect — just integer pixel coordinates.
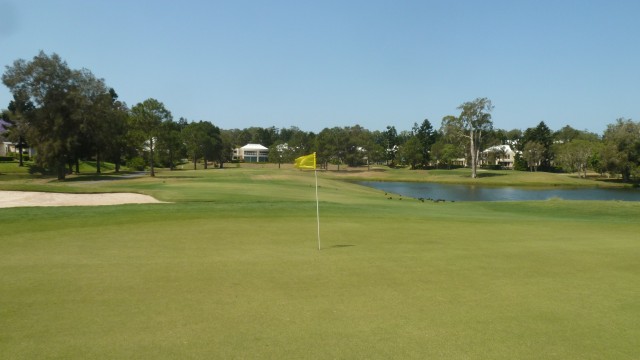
[[0, 191, 165, 208]]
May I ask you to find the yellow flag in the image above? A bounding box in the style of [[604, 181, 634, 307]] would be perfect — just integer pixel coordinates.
[[294, 152, 316, 169]]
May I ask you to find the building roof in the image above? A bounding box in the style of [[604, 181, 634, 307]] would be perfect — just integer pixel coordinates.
[[483, 144, 515, 153], [240, 143, 268, 150]]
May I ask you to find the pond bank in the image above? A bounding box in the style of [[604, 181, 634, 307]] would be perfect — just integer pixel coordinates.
[[323, 167, 633, 189]]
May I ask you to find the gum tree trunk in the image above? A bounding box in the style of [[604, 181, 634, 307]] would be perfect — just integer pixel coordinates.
[[470, 129, 477, 178]]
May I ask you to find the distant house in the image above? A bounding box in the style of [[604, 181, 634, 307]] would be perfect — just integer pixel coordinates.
[[0, 141, 36, 158], [232, 143, 269, 162], [482, 144, 517, 169], [451, 157, 467, 167], [1, 142, 12, 156], [0, 121, 35, 158]]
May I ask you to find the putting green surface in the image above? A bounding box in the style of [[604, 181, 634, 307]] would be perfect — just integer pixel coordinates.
[[1, 167, 639, 359]]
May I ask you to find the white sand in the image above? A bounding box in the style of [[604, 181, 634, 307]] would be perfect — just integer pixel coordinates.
[[0, 190, 165, 208]]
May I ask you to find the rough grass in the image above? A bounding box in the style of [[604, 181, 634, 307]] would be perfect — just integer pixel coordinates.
[[1, 167, 639, 359]]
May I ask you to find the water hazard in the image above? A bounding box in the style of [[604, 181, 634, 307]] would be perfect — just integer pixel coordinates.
[[358, 181, 640, 202]]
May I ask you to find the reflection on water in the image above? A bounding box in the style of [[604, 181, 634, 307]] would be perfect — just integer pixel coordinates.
[[359, 181, 640, 202]]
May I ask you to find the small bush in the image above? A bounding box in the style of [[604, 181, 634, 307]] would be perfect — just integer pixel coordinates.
[[0, 156, 15, 162], [126, 157, 146, 171]]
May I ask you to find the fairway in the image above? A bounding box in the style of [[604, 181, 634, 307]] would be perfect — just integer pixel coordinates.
[[1, 167, 639, 359]]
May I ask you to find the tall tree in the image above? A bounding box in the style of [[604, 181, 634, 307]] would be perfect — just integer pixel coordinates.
[[601, 118, 640, 182], [430, 139, 446, 169], [181, 120, 221, 169], [439, 115, 468, 159], [430, 139, 461, 169], [443, 98, 494, 178], [399, 136, 423, 169], [523, 141, 545, 172], [73, 72, 116, 174], [268, 141, 294, 168], [2, 51, 99, 179], [383, 126, 399, 166], [200, 121, 222, 169], [362, 130, 385, 168], [3, 94, 34, 166], [522, 121, 553, 169], [101, 93, 130, 173], [412, 119, 437, 166], [156, 118, 184, 170], [182, 121, 207, 169], [130, 98, 172, 177], [316, 127, 347, 170], [344, 125, 370, 167], [217, 129, 234, 168], [560, 139, 597, 178], [349, 127, 378, 170]]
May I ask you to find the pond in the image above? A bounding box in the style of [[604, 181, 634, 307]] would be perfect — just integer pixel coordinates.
[[358, 181, 640, 202]]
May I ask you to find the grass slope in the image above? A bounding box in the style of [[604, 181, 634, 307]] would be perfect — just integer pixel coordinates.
[[1, 167, 639, 359]]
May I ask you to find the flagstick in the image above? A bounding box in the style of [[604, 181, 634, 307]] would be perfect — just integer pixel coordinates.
[[315, 169, 321, 250]]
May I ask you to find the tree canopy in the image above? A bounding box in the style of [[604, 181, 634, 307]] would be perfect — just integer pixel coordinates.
[[2, 51, 114, 179], [130, 98, 172, 177], [3, 52, 640, 183]]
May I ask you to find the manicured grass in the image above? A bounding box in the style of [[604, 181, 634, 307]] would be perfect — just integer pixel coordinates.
[[1, 167, 639, 359], [0, 161, 34, 175]]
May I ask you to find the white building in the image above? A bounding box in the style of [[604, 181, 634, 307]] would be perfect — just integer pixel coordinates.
[[1, 141, 13, 156], [482, 144, 517, 169], [1, 141, 36, 158], [232, 143, 269, 162]]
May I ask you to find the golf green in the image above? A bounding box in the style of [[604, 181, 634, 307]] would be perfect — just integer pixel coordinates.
[[1, 167, 638, 359]]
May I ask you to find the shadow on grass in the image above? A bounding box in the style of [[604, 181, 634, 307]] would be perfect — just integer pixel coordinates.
[[325, 244, 356, 249], [27, 164, 51, 175], [157, 176, 199, 179], [63, 172, 146, 182], [461, 172, 507, 178], [322, 169, 386, 174]]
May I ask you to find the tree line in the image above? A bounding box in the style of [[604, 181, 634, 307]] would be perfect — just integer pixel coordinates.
[[1, 52, 228, 180], [2, 52, 640, 182]]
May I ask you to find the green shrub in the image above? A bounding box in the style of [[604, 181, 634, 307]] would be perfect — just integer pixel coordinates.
[[126, 157, 146, 171], [513, 153, 528, 171]]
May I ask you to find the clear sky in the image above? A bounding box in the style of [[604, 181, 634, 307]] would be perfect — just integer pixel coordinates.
[[1, 0, 639, 135]]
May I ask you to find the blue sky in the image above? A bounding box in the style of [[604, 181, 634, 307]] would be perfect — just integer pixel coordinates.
[[1, 0, 639, 135]]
